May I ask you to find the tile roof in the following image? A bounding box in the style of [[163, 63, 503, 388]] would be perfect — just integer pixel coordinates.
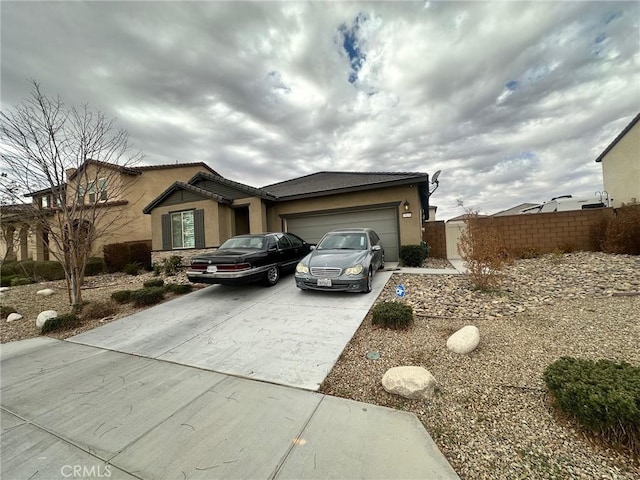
[[142, 182, 231, 214], [262, 171, 430, 199]]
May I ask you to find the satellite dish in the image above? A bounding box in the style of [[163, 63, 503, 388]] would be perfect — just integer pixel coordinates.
[[431, 170, 441, 184]]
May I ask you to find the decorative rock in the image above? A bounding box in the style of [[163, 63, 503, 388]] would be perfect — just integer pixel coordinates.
[[381, 366, 437, 401], [447, 325, 480, 354], [36, 310, 58, 328], [36, 288, 56, 297], [7, 313, 23, 322]]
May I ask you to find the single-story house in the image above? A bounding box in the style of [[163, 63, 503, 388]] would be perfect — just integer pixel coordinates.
[[143, 171, 437, 261]]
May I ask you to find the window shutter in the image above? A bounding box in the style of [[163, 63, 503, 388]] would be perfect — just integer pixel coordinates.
[[161, 214, 171, 250], [194, 209, 205, 248]]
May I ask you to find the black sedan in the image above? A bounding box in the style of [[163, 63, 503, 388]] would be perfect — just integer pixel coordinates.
[[187, 232, 311, 287], [294, 228, 385, 293]]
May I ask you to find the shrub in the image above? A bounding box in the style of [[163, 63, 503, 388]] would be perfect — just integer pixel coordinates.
[[543, 357, 640, 455], [131, 286, 165, 306], [85, 257, 106, 276], [603, 203, 640, 255], [129, 242, 152, 271], [399, 245, 427, 267], [10, 276, 34, 286], [0, 261, 18, 276], [33, 260, 65, 281], [81, 301, 117, 320], [371, 301, 414, 330], [143, 278, 165, 288], [162, 255, 183, 276], [41, 313, 81, 334], [518, 246, 541, 259], [457, 210, 510, 291], [111, 290, 132, 304], [1, 275, 20, 287], [0, 305, 17, 318], [123, 262, 141, 276], [165, 283, 192, 295]]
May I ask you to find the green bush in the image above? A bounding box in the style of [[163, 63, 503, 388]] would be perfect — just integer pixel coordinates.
[[81, 301, 117, 320], [0, 305, 17, 318], [165, 283, 192, 295], [131, 287, 165, 306], [1, 275, 20, 287], [33, 260, 66, 281], [41, 313, 81, 334], [371, 301, 414, 330], [10, 276, 34, 286], [143, 278, 165, 288], [85, 257, 106, 276], [543, 357, 640, 454], [123, 262, 141, 276], [0, 261, 18, 276], [111, 290, 132, 304], [129, 242, 152, 271], [399, 245, 427, 267], [162, 255, 183, 275]]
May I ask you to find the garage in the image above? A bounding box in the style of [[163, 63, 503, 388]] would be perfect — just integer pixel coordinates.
[[284, 206, 399, 261]]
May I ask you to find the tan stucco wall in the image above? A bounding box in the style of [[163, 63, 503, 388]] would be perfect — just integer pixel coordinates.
[[266, 185, 424, 245], [149, 199, 222, 251], [601, 120, 640, 207]]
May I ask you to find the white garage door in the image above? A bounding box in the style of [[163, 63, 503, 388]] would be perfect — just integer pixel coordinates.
[[285, 207, 399, 261]]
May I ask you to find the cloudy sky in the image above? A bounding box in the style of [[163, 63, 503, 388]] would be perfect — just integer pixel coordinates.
[[2, 1, 639, 220]]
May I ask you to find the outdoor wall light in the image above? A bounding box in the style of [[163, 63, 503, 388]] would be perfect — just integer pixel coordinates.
[[403, 200, 411, 211]]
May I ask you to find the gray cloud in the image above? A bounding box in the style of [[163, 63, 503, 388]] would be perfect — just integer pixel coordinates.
[[1, 1, 638, 219]]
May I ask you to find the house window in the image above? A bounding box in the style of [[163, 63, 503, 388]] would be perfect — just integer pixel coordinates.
[[77, 186, 85, 204], [171, 210, 195, 249], [88, 183, 96, 203], [99, 178, 108, 201], [41, 196, 49, 208]]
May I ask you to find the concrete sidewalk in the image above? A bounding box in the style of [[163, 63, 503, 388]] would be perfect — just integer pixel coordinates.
[[388, 258, 467, 275], [1, 338, 460, 480]]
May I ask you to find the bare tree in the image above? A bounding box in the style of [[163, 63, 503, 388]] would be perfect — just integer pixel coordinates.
[[0, 81, 143, 308]]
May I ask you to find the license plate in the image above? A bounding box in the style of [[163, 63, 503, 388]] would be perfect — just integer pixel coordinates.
[[317, 278, 332, 287], [206, 266, 218, 273]]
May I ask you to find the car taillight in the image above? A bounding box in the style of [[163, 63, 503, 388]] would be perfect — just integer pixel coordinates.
[[217, 263, 251, 271], [190, 264, 206, 271]]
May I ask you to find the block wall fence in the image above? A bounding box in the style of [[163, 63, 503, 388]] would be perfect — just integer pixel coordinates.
[[422, 208, 616, 259]]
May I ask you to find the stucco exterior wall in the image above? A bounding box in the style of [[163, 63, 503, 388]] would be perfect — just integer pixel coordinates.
[[601, 120, 640, 207], [267, 185, 423, 245]]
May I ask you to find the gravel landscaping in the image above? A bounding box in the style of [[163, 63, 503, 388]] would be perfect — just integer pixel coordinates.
[[322, 251, 640, 479], [1, 252, 638, 479]]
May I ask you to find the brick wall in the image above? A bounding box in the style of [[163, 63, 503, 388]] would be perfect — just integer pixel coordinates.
[[423, 208, 615, 258], [422, 221, 447, 258]]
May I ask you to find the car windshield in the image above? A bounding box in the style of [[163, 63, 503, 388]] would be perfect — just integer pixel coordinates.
[[317, 233, 367, 250], [219, 236, 265, 249]]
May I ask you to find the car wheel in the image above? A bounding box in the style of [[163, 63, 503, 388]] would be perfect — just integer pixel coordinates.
[[362, 267, 373, 293], [263, 266, 280, 286], [378, 253, 385, 270]]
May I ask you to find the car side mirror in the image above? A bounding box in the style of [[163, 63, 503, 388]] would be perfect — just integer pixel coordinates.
[[310, 245, 316, 250], [372, 245, 381, 251]]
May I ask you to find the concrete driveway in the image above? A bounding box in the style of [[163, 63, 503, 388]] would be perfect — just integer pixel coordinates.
[[1, 270, 461, 479], [69, 271, 392, 390]]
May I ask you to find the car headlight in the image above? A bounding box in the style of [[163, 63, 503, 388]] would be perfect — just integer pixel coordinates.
[[345, 264, 364, 275], [296, 263, 309, 274]]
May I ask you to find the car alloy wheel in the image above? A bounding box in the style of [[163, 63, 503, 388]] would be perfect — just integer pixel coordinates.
[[264, 266, 280, 286], [363, 267, 373, 293]]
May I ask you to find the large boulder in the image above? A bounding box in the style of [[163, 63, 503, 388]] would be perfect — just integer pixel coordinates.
[[36, 310, 58, 328], [381, 366, 437, 400], [447, 325, 480, 354], [36, 288, 56, 297], [7, 313, 23, 322]]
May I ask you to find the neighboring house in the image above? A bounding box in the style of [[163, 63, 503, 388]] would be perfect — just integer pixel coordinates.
[[595, 112, 640, 207], [143, 171, 436, 261], [0, 160, 218, 262]]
